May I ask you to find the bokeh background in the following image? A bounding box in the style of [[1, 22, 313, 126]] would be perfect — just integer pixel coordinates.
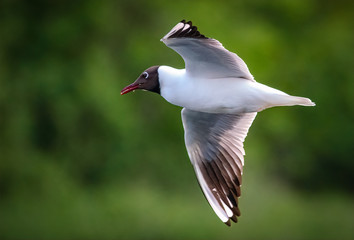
[[0, 0, 353, 239]]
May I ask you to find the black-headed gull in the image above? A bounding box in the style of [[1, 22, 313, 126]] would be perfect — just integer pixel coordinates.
[[121, 20, 315, 226]]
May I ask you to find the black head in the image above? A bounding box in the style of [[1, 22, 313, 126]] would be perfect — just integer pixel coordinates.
[[121, 66, 160, 95]]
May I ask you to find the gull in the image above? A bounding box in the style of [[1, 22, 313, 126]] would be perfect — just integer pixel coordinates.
[[121, 20, 315, 226]]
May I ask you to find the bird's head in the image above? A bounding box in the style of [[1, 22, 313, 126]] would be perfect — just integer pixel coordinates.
[[121, 66, 160, 95]]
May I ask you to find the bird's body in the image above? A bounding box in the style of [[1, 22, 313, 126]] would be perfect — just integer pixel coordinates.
[[158, 65, 312, 114], [121, 20, 315, 226]]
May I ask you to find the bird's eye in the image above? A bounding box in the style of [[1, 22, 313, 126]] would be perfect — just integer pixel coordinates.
[[142, 72, 149, 79]]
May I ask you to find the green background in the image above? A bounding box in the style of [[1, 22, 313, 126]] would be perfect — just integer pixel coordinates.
[[0, 0, 353, 239]]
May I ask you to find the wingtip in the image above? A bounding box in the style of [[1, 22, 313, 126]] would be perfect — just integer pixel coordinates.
[[163, 20, 208, 40], [231, 215, 238, 223], [224, 219, 231, 227]]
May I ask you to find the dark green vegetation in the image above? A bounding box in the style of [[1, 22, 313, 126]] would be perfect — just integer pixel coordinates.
[[0, 0, 353, 239]]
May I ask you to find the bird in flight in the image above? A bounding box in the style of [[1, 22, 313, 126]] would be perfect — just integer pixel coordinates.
[[121, 20, 315, 226]]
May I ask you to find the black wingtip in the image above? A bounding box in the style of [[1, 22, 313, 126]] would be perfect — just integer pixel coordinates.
[[225, 219, 231, 226], [168, 20, 207, 39]]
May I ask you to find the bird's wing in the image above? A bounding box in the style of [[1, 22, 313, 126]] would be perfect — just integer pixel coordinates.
[[181, 108, 257, 225], [161, 20, 254, 80]]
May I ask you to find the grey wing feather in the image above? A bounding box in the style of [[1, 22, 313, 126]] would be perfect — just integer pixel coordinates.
[[161, 20, 254, 80], [181, 108, 257, 225]]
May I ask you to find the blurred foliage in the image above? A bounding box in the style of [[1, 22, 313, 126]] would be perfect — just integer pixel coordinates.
[[0, 0, 353, 239]]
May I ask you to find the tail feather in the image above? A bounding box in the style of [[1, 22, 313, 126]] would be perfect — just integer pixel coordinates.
[[288, 96, 316, 107], [265, 94, 316, 110]]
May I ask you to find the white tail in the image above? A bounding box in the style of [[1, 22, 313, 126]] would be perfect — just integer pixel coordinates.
[[287, 96, 316, 107], [253, 82, 315, 110], [265, 94, 316, 109]]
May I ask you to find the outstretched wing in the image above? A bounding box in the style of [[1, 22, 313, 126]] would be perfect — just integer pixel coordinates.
[[161, 20, 254, 80], [181, 108, 257, 225]]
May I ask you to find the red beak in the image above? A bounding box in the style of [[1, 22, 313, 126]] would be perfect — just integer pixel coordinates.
[[121, 83, 140, 95]]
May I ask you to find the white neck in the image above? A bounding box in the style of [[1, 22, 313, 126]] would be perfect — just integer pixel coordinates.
[[158, 66, 189, 107]]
